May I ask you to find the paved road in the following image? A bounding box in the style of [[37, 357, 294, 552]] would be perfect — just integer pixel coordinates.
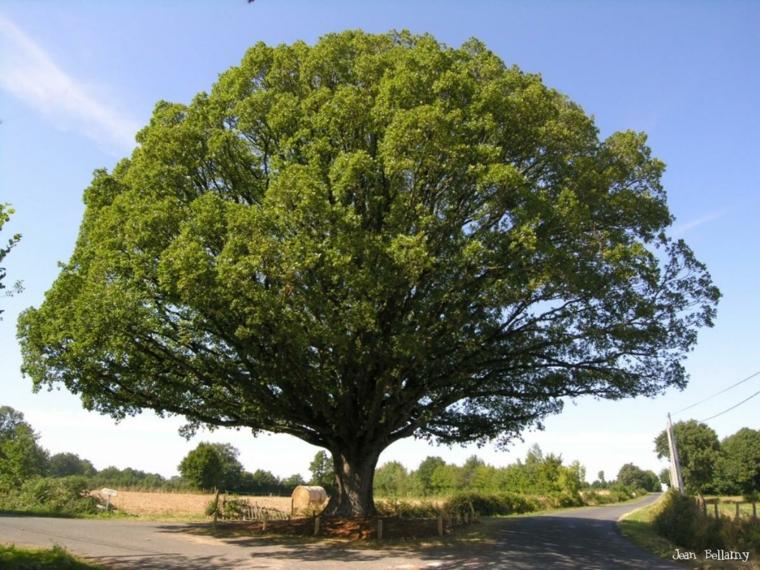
[[0, 494, 681, 569]]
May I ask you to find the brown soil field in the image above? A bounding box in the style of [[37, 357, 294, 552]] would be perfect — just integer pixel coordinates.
[[105, 490, 291, 517]]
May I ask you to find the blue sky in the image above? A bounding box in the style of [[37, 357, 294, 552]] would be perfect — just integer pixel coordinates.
[[1, 0, 758, 482]]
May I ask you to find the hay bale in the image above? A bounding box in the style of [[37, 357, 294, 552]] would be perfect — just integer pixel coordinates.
[[291, 485, 328, 516]]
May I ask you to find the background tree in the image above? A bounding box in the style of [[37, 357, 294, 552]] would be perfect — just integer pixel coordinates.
[[308, 451, 335, 493], [659, 467, 670, 488], [48, 452, 96, 477], [713, 428, 760, 499], [93, 465, 169, 490], [18, 31, 720, 517], [430, 462, 461, 495], [655, 420, 720, 497], [616, 463, 660, 492], [0, 204, 21, 316], [374, 461, 409, 497], [592, 470, 607, 489], [459, 455, 486, 490], [241, 468, 281, 494], [281, 473, 306, 491], [414, 456, 446, 496], [0, 406, 48, 488], [178, 442, 242, 491]]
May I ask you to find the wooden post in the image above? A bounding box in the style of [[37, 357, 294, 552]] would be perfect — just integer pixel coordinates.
[[314, 515, 320, 536], [464, 511, 469, 524], [713, 502, 719, 520], [437, 512, 444, 537], [262, 510, 268, 531], [702, 499, 707, 517], [377, 518, 383, 540], [753, 502, 757, 521], [735, 503, 740, 520]]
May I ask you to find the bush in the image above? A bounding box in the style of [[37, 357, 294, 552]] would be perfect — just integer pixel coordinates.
[[653, 492, 760, 555], [549, 491, 584, 508], [205, 498, 219, 517], [653, 491, 723, 551], [444, 492, 541, 516], [0, 476, 100, 515], [375, 499, 441, 518]]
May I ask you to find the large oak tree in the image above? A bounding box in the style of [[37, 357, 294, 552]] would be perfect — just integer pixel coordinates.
[[19, 31, 719, 516]]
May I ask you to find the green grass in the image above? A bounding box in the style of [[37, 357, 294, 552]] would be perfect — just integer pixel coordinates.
[[0, 544, 104, 569], [0, 508, 132, 520], [618, 494, 760, 569], [618, 496, 681, 562], [701, 496, 759, 519]]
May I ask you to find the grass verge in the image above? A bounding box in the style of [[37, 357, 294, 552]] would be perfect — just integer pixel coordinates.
[[0, 509, 133, 520], [0, 543, 103, 569], [618, 496, 680, 562]]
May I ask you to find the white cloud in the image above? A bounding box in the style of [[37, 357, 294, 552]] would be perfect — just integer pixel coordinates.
[[671, 210, 726, 237], [0, 14, 140, 152]]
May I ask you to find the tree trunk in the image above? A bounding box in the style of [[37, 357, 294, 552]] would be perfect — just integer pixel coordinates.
[[323, 447, 381, 517]]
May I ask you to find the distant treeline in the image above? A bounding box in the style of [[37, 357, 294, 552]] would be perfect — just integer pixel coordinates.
[[373, 445, 661, 501], [0, 406, 302, 496], [1, 405, 660, 504]]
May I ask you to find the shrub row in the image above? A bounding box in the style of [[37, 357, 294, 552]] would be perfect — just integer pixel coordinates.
[[582, 486, 639, 506], [653, 490, 760, 554], [0, 476, 101, 515], [375, 489, 592, 519]]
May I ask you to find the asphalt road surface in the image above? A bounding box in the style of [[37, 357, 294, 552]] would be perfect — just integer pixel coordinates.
[[0, 493, 682, 569]]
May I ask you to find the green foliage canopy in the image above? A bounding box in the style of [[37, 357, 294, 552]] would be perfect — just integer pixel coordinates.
[[0, 204, 21, 316], [48, 452, 96, 478], [18, 31, 719, 516], [308, 450, 335, 492], [655, 420, 720, 495], [714, 428, 760, 499], [374, 446, 586, 499], [0, 406, 48, 488], [616, 462, 660, 492], [178, 442, 243, 491]]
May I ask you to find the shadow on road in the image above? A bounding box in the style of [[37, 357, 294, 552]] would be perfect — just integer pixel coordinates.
[[149, 513, 680, 570], [90, 553, 259, 570]]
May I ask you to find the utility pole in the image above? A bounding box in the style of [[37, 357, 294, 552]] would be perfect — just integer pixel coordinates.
[[666, 413, 685, 494]]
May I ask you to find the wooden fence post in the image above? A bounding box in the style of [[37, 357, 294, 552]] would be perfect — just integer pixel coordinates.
[[735, 503, 740, 520], [437, 513, 444, 537], [262, 510, 268, 531], [213, 489, 220, 523], [753, 502, 757, 521], [713, 502, 719, 519], [377, 518, 383, 540], [314, 515, 320, 536]]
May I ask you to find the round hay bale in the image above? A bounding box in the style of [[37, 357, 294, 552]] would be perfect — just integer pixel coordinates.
[[291, 485, 328, 516]]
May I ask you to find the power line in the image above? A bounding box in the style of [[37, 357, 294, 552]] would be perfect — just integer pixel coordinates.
[[672, 369, 760, 416], [700, 386, 760, 422]]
